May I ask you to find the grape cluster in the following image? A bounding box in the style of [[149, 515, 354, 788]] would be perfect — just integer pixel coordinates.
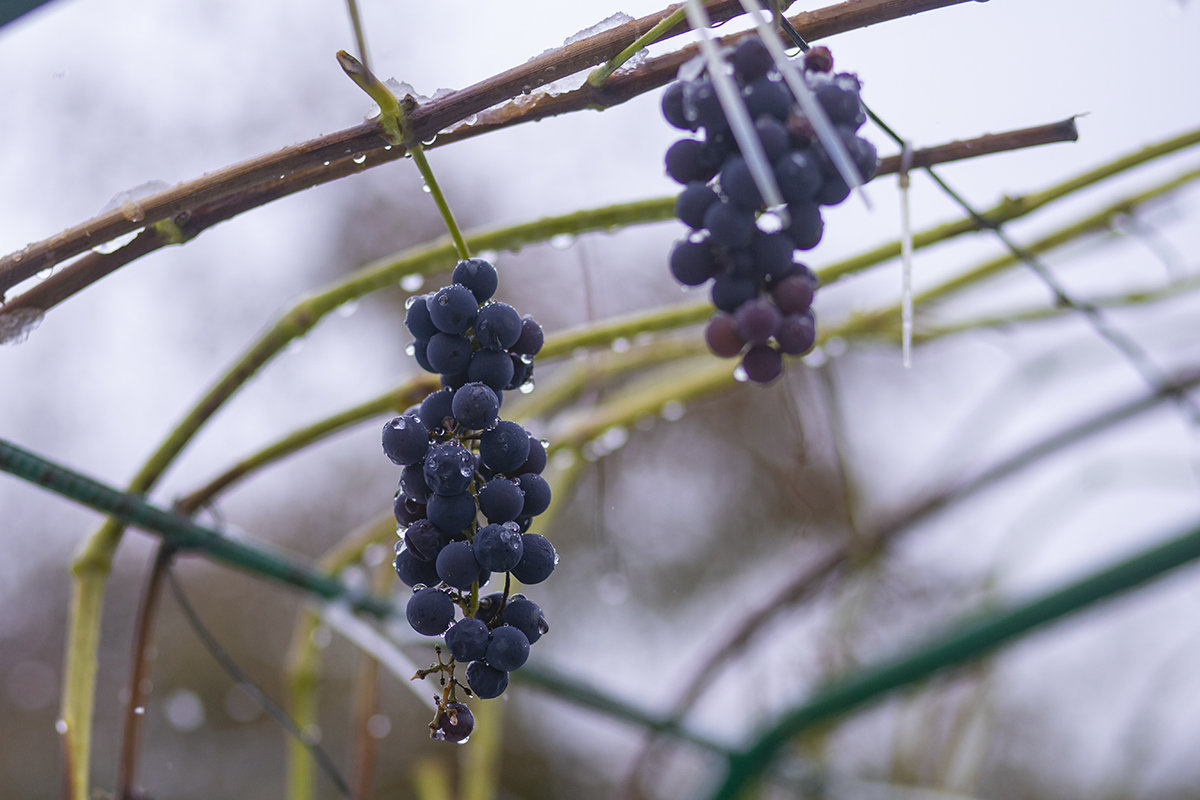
[[384, 257, 557, 742], [661, 42, 878, 383]]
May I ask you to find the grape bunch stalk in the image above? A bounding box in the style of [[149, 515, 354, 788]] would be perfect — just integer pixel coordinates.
[[662, 41, 879, 383], [382, 257, 557, 742]]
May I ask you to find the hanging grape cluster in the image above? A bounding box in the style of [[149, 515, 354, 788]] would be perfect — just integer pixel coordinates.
[[383, 257, 556, 742], [661, 41, 879, 383]]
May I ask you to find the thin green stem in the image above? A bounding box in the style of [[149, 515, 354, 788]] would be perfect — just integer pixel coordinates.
[[344, 0, 371, 71], [588, 7, 687, 87], [410, 146, 471, 259], [708, 517, 1200, 800]]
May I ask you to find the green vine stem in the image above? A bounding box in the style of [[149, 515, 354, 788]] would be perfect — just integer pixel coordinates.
[[587, 7, 687, 87], [707, 515, 1200, 800]]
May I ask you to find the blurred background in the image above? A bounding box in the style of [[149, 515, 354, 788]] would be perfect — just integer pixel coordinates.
[[2, 0, 1200, 797]]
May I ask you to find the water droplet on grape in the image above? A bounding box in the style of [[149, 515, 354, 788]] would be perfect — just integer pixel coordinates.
[[405, 343, 416, 356], [519, 379, 535, 394], [733, 365, 749, 383]]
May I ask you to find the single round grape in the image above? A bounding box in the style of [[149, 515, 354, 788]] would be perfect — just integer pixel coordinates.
[[741, 343, 783, 383], [474, 522, 524, 572], [847, 132, 879, 181], [719, 156, 763, 211], [752, 231, 796, 279], [511, 317, 544, 357], [507, 356, 532, 391], [423, 442, 476, 496], [774, 150, 822, 205], [478, 478, 525, 524], [742, 76, 791, 121], [475, 302, 522, 351], [444, 617, 490, 663], [426, 332, 473, 376], [432, 702, 474, 742], [404, 518, 442, 562], [418, 387, 455, 430], [480, 420, 532, 474], [731, 37, 773, 84], [669, 239, 717, 287], [400, 463, 430, 503], [675, 182, 719, 230], [514, 436, 547, 475], [381, 414, 428, 466], [466, 662, 509, 700], [665, 138, 710, 184], [704, 312, 745, 358], [814, 72, 865, 130], [427, 491, 477, 536], [517, 473, 551, 517], [394, 548, 441, 588], [485, 625, 530, 671], [427, 284, 479, 335], [393, 493, 426, 526], [682, 79, 727, 131], [776, 310, 817, 355], [451, 382, 500, 431], [405, 294, 438, 340], [754, 116, 791, 163], [511, 533, 557, 585], [406, 587, 455, 636], [436, 541, 482, 591], [466, 349, 514, 394], [703, 201, 755, 249], [502, 597, 548, 645], [815, 172, 851, 206], [473, 592, 505, 626], [660, 81, 695, 130], [710, 274, 758, 314], [411, 339, 435, 373], [783, 203, 824, 250], [734, 297, 782, 345], [772, 274, 816, 315], [451, 258, 499, 303]]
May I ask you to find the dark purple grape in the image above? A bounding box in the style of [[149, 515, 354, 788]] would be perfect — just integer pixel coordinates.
[[451, 382, 500, 431], [742, 76, 791, 121], [478, 478, 525, 523], [705, 312, 745, 358], [815, 172, 851, 206], [423, 442, 476, 496], [426, 332, 472, 375], [754, 116, 790, 162], [480, 420, 531, 474], [776, 310, 817, 355], [404, 518, 442, 562], [741, 344, 783, 383], [466, 662, 508, 700], [400, 463, 430, 503], [719, 156, 763, 211], [515, 436, 546, 476], [427, 491, 477, 536], [512, 533, 556, 585], [682, 79, 728, 131], [517, 473, 551, 517], [395, 548, 441, 587], [703, 201, 755, 249], [734, 297, 782, 345], [783, 203, 824, 250], [452, 258, 499, 303], [485, 625, 530, 671], [665, 138, 711, 184], [475, 302, 522, 351], [411, 339, 435, 373], [731, 37, 773, 84], [407, 587, 455, 636], [675, 182, 720, 230], [418, 387, 454, 431], [433, 702, 474, 742], [467, 349, 515, 393], [507, 354, 533, 391], [775, 150, 822, 205], [751, 231, 795, 279], [661, 81, 696, 130], [382, 414, 428, 466], [710, 274, 758, 313], [772, 274, 816, 315], [405, 295, 438, 340], [427, 284, 479, 334], [444, 617, 490, 663], [394, 493, 426, 526], [502, 597, 548, 645], [669, 239, 717, 287], [511, 317, 544, 357], [474, 522, 524, 572], [437, 540, 482, 590], [814, 72, 866, 130], [473, 592, 505, 625]]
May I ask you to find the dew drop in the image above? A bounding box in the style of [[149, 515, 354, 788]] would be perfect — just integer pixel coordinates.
[[660, 400, 685, 421], [610, 337, 630, 353], [322, 160, 331, 166], [133, 706, 146, 716], [733, 365, 749, 383], [401, 274, 425, 292], [548, 233, 574, 250], [824, 336, 847, 357], [164, 689, 205, 732], [336, 300, 359, 318], [421, 183, 431, 194], [310, 625, 333, 649], [367, 714, 392, 738], [55, 719, 68, 734], [352, 154, 367, 165], [519, 379, 535, 394], [405, 343, 416, 356]]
